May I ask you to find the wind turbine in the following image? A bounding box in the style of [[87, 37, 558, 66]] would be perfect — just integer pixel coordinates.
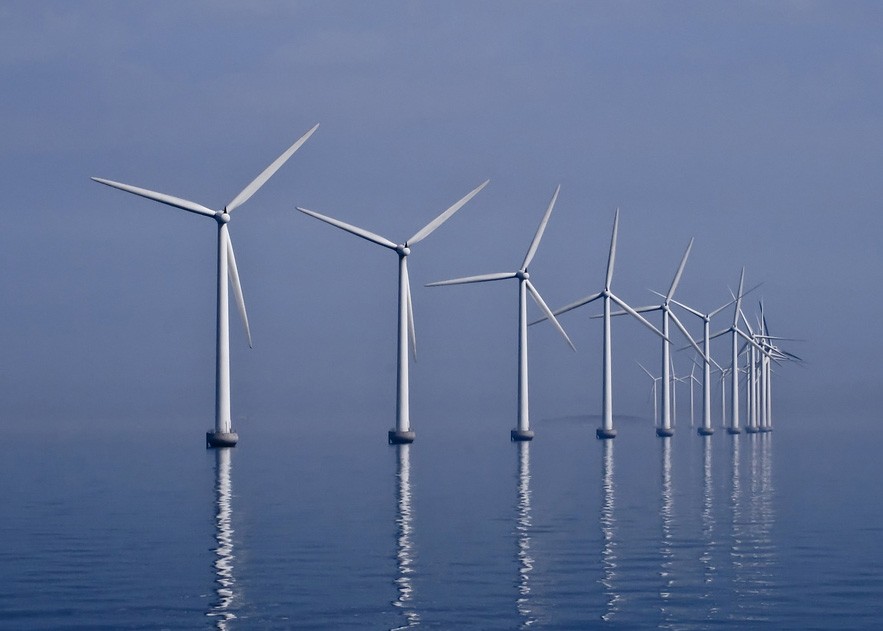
[[684, 362, 701, 429], [673, 299, 732, 436], [426, 186, 575, 441], [297, 180, 489, 444], [531, 209, 668, 439], [755, 302, 802, 433], [709, 269, 761, 435], [93, 124, 320, 447], [637, 362, 661, 426], [606, 239, 705, 437]]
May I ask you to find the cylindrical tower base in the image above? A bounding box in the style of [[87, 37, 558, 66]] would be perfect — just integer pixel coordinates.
[[745, 426, 761, 434], [759, 426, 773, 433], [697, 426, 714, 436], [206, 431, 238, 448], [596, 427, 617, 440], [656, 427, 675, 437], [511, 428, 535, 441], [726, 427, 742, 435], [388, 429, 416, 444]]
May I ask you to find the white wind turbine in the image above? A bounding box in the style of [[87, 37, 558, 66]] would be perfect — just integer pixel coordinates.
[[637, 362, 661, 426], [709, 269, 767, 435], [683, 362, 701, 429], [297, 180, 489, 444], [532, 209, 668, 439], [672, 298, 732, 436], [739, 302, 801, 433], [755, 303, 803, 432], [426, 186, 575, 441], [607, 239, 706, 437], [93, 124, 319, 447]]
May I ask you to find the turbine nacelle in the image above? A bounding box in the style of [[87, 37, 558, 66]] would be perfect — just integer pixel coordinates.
[[516, 270, 529, 280], [396, 245, 411, 257], [216, 212, 231, 224]]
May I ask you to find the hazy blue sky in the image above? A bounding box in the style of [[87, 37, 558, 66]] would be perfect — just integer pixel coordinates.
[[1, 2, 880, 434]]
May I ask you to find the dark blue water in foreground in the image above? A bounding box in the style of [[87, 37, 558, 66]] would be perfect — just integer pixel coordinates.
[[1, 413, 881, 629]]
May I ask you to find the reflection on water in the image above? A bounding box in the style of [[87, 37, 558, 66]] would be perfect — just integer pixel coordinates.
[[699, 437, 718, 620], [392, 444, 419, 629], [747, 433, 776, 608], [730, 433, 776, 622], [207, 448, 236, 629], [515, 441, 536, 627], [659, 437, 675, 623], [599, 439, 619, 622]]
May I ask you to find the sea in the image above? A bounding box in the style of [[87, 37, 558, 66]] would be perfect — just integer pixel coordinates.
[[1, 411, 881, 630]]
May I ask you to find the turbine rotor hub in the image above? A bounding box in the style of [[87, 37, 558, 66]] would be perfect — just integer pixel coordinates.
[[217, 212, 231, 224], [516, 270, 529, 280], [396, 245, 410, 256]]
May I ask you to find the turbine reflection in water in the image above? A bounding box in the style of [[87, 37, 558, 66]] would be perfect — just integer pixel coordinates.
[[700, 436, 718, 621], [207, 448, 236, 629], [392, 444, 419, 629], [659, 437, 675, 623], [515, 440, 536, 627], [747, 433, 776, 611], [730, 432, 777, 622], [599, 439, 620, 622]]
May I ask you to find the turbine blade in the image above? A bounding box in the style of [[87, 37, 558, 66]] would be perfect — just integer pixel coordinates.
[[407, 179, 489, 246], [733, 267, 745, 327], [669, 297, 705, 319], [709, 328, 729, 340], [403, 260, 416, 361], [525, 280, 576, 351], [425, 272, 517, 287], [92, 177, 217, 218], [738, 307, 754, 335], [636, 361, 655, 379], [781, 349, 804, 362], [591, 304, 658, 319], [296, 207, 398, 249], [225, 123, 319, 213], [605, 208, 619, 290], [708, 297, 736, 319], [226, 232, 252, 348], [670, 311, 706, 362], [666, 237, 693, 301], [735, 327, 764, 352], [521, 185, 559, 271], [608, 292, 670, 342], [529, 290, 604, 325]]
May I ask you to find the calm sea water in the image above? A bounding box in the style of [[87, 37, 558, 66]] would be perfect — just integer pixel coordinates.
[[1, 412, 881, 629]]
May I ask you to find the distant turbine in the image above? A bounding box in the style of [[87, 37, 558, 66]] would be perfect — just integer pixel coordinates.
[[426, 186, 575, 441], [637, 362, 661, 426], [532, 209, 668, 439], [738, 301, 802, 433], [684, 362, 701, 429], [709, 269, 761, 434], [297, 180, 489, 444], [669, 292, 744, 436], [606, 239, 706, 437], [93, 123, 319, 447]]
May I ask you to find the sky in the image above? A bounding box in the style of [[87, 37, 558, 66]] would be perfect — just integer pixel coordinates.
[[1, 1, 881, 435]]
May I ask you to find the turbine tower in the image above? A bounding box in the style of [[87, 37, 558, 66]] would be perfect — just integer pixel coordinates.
[[532, 209, 667, 439], [297, 180, 489, 444], [93, 124, 320, 447], [426, 186, 575, 441]]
